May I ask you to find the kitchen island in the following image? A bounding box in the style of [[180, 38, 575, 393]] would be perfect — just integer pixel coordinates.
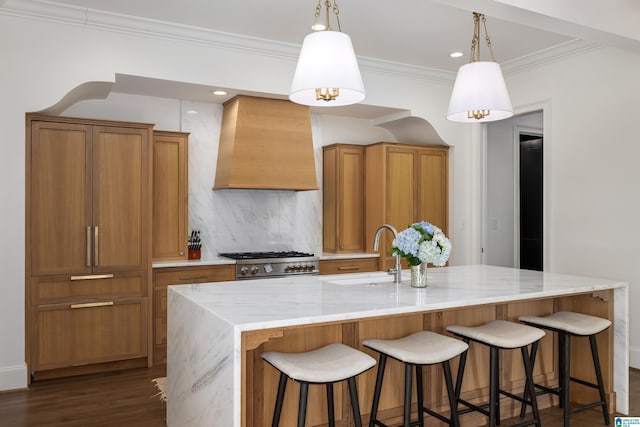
[[167, 265, 628, 427]]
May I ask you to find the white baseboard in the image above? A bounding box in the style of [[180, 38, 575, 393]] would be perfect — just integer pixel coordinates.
[[630, 345, 640, 369], [0, 363, 28, 391]]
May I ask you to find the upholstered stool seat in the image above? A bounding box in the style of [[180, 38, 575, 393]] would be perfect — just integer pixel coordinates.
[[262, 343, 376, 427], [519, 312, 611, 426], [363, 331, 469, 427], [446, 320, 545, 427]]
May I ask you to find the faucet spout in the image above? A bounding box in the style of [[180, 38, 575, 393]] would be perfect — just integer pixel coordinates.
[[373, 224, 402, 284]]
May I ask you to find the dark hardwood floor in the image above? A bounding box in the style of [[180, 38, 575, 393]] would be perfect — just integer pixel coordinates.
[[0, 367, 637, 426]]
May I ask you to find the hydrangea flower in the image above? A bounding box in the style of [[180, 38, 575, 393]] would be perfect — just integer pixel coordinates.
[[391, 221, 451, 267]]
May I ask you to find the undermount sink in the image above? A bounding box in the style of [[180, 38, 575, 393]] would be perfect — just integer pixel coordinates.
[[323, 273, 407, 286]]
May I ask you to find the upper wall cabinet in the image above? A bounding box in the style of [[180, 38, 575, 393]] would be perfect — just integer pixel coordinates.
[[28, 117, 153, 276], [322, 144, 365, 253], [364, 142, 448, 271], [152, 131, 189, 261]]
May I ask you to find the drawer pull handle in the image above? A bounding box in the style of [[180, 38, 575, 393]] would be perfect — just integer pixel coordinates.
[[337, 266, 360, 271], [70, 274, 115, 281], [70, 301, 114, 309], [179, 275, 209, 280]]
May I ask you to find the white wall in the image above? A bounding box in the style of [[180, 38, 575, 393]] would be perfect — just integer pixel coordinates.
[[505, 46, 640, 367], [485, 111, 543, 267], [0, 7, 472, 390]]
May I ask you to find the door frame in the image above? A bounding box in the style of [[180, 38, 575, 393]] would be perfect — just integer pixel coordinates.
[[481, 99, 552, 271]]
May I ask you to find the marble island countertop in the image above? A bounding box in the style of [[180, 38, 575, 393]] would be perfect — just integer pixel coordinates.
[[167, 265, 629, 427], [168, 265, 626, 332]]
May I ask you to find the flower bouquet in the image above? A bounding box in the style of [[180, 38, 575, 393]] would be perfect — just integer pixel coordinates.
[[391, 221, 451, 287]]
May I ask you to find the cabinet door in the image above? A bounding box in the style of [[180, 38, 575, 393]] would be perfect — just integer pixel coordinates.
[[152, 132, 188, 261], [31, 298, 148, 371], [383, 147, 416, 269], [30, 121, 92, 276], [417, 148, 448, 233], [92, 126, 149, 272], [337, 147, 365, 252]]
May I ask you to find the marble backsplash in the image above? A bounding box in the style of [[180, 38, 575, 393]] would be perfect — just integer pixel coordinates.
[[181, 100, 323, 259]]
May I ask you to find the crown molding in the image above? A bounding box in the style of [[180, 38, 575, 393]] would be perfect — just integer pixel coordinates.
[[1, 0, 598, 84], [502, 39, 601, 75]]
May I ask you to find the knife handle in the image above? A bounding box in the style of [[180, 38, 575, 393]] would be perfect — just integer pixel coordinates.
[[94, 226, 99, 266], [86, 226, 91, 267]]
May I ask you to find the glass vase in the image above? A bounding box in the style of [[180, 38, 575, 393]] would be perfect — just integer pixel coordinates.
[[410, 263, 428, 288]]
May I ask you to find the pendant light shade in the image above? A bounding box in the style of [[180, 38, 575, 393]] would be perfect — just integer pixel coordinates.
[[290, 31, 365, 107], [447, 61, 513, 122], [447, 12, 513, 123], [289, 0, 365, 107]]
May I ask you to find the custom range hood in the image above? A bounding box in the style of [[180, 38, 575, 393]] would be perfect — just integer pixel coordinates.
[[213, 95, 318, 191]]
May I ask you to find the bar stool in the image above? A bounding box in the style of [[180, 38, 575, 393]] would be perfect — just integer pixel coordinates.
[[262, 343, 376, 427], [519, 311, 611, 426], [363, 331, 469, 427], [446, 320, 545, 427]]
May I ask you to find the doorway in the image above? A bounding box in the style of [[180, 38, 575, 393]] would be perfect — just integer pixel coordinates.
[[519, 133, 543, 271], [484, 111, 544, 270]]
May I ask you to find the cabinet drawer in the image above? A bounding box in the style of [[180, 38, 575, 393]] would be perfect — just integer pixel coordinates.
[[319, 258, 379, 275], [31, 297, 148, 371], [30, 271, 147, 305], [153, 265, 235, 289]]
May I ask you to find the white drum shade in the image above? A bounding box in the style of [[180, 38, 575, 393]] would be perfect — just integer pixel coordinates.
[[289, 31, 366, 107], [447, 61, 513, 123]]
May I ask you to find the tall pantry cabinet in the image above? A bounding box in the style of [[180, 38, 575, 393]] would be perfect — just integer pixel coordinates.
[[365, 142, 448, 271], [26, 115, 153, 380]]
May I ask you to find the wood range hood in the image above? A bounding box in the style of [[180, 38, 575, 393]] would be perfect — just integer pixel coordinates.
[[213, 95, 318, 191]]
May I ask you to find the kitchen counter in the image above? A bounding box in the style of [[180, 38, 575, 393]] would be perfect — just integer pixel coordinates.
[[166, 265, 629, 427], [152, 257, 235, 268]]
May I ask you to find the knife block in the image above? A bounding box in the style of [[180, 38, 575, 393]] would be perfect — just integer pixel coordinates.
[[188, 248, 201, 260]]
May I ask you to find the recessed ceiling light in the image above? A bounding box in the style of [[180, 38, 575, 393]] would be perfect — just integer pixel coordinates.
[[212, 90, 228, 96], [450, 52, 464, 58], [185, 109, 198, 115]]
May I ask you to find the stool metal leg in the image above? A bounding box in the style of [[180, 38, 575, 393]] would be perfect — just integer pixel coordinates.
[[589, 335, 610, 425], [455, 338, 470, 401], [326, 383, 335, 427], [348, 377, 364, 427], [298, 382, 309, 427], [561, 332, 570, 427], [416, 364, 425, 427], [404, 363, 413, 427], [489, 346, 500, 427], [272, 372, 288, 427], [519, 340, 540, 419], [443, 360, 460, 427], [521, 345, 542, 427], [369, 353, 387, 427]]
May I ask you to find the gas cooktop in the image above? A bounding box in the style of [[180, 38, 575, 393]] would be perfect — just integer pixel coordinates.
[[218, 251, 319, 279]]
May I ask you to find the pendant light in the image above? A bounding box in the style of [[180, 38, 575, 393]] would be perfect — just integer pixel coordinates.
[[447, 12, 513, 123], [289, 0, 366, 107]]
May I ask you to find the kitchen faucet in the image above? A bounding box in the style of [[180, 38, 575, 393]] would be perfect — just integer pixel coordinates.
[[373, 224, 402, 284]]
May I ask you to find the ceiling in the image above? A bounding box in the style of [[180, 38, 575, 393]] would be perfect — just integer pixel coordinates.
[[30, 0, 640, 122]]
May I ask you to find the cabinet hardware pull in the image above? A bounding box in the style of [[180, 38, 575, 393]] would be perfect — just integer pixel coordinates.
[[337, 266, 360, 271], [179, 275, 209, 280], [70, 301, 114, 309], [70, 274, 114, 281], [94, 226, 99, 266], [86, 226, 91, 267]]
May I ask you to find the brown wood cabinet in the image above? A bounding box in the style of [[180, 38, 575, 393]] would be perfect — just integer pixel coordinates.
[[365, 142, 448, 270], [152, 131, 189, 261], [318, 257, 378, 275], [153, 264, 235, 364], [322, 144, 365, 253], [26, 115, 153, 379]]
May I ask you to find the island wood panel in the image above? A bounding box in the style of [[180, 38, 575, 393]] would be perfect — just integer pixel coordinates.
[[241, 292, 615, 427], [318, 257, 378, 275]]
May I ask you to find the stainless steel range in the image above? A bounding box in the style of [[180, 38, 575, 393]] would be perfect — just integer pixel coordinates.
[[219, 251, 319, 280]]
